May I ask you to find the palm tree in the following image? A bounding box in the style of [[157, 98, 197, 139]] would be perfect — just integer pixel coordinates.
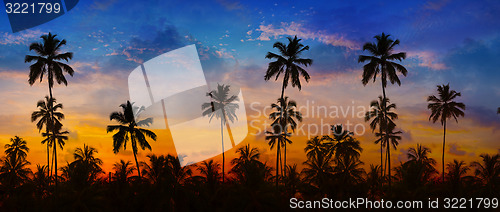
[[324, 125, 363, 160], [446, 160, 469, 190], [42, 124, 68, 184], [265, 35, 313, 100], [427, 84, 465, 181], [269, 96, 302, 177], [202, 84, 239, 182], [365, 96, 397, 178], [471, 154, 499, 190], [107, 101, 157, 178], [375, 123, 401, 180], [197, 160, 221, 191], [0, 156, 32, 189], [407, 144, 437, 180], [333, 155, 365, 190], [25, 32, 74, 101], [265, 124, 290, 187], [359, 33, 407, 185], [112, 160, 135, 184], [31, 96, 64, 176], [4, 136, 29, 161], [302, 149, 334, 192], [304, 136, 327, 161], [72, 144, 103, 181]]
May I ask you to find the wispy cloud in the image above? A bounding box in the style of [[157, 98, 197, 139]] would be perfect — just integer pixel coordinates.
[[0, 29, 44, 45], [252, 22, 359, 50], [406, 50, 448, 70]]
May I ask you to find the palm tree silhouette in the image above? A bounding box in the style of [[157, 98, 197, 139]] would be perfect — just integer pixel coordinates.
[[0, 155, 31, 189], [358, 32, 407, 185], [304, 136, 327, 161], [25, 33, 73, 184], [324, 125, 363, 160], [471, 154, 499, 192], [446, 160, 469, 191], [375, 123, 401, 179], [265, 124, 290, 187], [407, 144, 437, 179], [202, 84, 239, 182], [365, 96, 397, 179], [112, 160, 135, 184], [31, 96, 64, 177], [265, 36, 312, 183], [72, 144, 103, 179], [196, 160, 221, 191], [42, 124, 68, 183], [4, 136, 29, 161], [107, 101, 157, 178], [427, 84, 465, 181]]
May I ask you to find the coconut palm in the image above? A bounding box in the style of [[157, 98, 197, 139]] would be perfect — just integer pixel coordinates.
[[269, 97, 302, 175], [4, 136, 29, 161], [202, 84, 239, 182], [265, 124, 290, 187], [112, 160, 135, 184], [365, 96, 397, 178], [375, 123, 401, 180], [407, 144, 437, 181], [446, 160, 469, 190], [333, 155, 365, 188], [427, 84, 465, 181], [324, 125, 363, 160], [197, 159, 221, 191], [471, 154, 499, 190], [72, 144, 103, 181], [107, 101, 157, 178], [25, 32, 74, 99], [42, 124, 68, 184], [302, 149, 334, 192], [32, 96, 64, 177], [304, 136, 327, 161], [359, 33, 407, 185], [0, 156, 31, 189], [265, 35, 313, 99]]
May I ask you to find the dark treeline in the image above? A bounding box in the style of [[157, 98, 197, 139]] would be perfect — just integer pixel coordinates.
[[0, 32, 498, 211]]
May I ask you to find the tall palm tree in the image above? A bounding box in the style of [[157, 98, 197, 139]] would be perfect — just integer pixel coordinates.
[[202, 84, 239, 182], [269, 96, 302, 178], [25, 32, 74, 101], [265, 36, 311, 182], [265, 124, 290, 187], [359, 33, 407, 185], [365, 96, 397, 178], [4, 136, 29, 161], [265, 35, 313, 100], [375, 123, 401, 180], [107, 101, 157, 178], [42, 124, 68, 184], [31, 96, 64, 176], [427, 84, 465, 181]]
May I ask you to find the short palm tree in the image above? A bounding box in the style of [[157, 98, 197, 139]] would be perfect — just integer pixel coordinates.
[[197, 159, 221, 190], [0, 156, 31, 189], [4, 136, 29, 161], [407, 144, 437, 178], [73, 144, 103, 179], [427, 84, 465, 181], [365, 96, 397, 178], [304, 136, 327, 161], [31, 96, 64, 176], [107, 101, 157, 178], [113, 160, 135, 184], [202, 84, 239, 182], [269, 96, 302, 178], [375, 123, 401, 180], [471, 154, 499, 189], [446, 160, 469, 189], [324, 125, 363, 160]]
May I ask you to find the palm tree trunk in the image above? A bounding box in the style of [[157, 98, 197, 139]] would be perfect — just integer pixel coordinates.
[[380, 126, 384, 180], [46, 134, 50, 178], [442, 120, 446, 182], [276, 144, 280, 188], [133, 150, 141, 178], [280, 76, 286, 183], [381, 67, 391, 187], [387, 139, 391, 186], [221, 119, 225, 183], [221, 109, 235, 147], [53, 141, 58, 187]]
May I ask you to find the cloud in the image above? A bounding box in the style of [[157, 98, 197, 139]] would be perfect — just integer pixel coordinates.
[[216, 0, 242, 11], [423, 0, 450, 11], [91, 0, 118, 10], [0, 29, 45, 45], [406, 51, 448, 70], [448, 143, 469, 156], [253, 22, 359, 50]]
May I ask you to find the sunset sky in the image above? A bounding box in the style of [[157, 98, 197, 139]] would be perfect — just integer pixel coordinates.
[[0, 0, 499, 174]]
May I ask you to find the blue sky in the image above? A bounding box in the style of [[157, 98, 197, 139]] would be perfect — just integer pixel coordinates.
[[0, 0, 499, 170]]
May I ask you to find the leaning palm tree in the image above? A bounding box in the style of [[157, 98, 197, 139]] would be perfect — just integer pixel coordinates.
[[107, 101, 157, 178], [42, 124, 68, 184], [202, 84, 239, 182], [365, 96, 397, 178], [4, 136, 29, 161], [31, 96, 64, 176], [359, 33, 407, 185], [427, 84, 465, 181], [269, 96, 302, 177], [375, 123, 401, 180]]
